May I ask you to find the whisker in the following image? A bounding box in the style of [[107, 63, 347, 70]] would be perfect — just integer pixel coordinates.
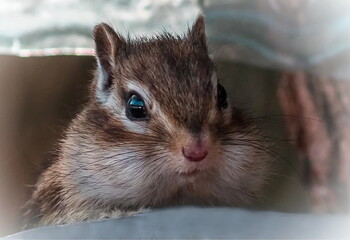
[[222, 139, 298, 176], [247, 114, 322, 122]]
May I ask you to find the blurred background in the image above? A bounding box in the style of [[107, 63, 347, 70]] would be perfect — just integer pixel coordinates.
[[1, 0, 350, 236]]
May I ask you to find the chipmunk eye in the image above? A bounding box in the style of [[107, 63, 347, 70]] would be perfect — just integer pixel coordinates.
[[217, 83, 228, 110], [126, 94, 148, 120]]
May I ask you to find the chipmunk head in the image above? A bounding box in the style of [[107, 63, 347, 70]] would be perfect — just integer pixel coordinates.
[[92, 15, 233, 169], [63, 16, 267, 208]]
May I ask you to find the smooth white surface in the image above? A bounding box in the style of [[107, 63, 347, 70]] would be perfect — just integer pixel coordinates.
[[5, 206, 350, 239]]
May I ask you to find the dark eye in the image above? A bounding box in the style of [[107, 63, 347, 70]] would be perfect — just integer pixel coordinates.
[[217, 83, 228, 110], [126, 94, 148, 120]]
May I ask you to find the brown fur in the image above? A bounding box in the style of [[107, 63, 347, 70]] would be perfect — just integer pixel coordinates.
[[23, 16, 272, 229]]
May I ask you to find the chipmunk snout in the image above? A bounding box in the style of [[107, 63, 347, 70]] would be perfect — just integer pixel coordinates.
[[182, 139, 208, 162]]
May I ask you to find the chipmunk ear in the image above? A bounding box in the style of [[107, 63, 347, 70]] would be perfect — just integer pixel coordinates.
[[93, 23, 125, 99], [188, 15, 207, 51]]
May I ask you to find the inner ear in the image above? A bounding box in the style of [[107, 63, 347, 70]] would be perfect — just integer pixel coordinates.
[[188, 15, 207, 50], [93, 23, 125, 97]]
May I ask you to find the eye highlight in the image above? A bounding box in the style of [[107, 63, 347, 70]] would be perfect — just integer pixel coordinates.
[[217, 83, 228, 110], [126, 94, 148, 120]]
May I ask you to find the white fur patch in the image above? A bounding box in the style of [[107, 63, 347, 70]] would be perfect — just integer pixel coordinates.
[[96, 59, 109, 103], [151, 102, 176, 134], [105, 92, 123, 115], [211, 71, 217, 86]]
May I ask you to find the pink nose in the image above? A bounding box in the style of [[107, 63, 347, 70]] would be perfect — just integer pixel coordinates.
[[182, 143, 208, 162]]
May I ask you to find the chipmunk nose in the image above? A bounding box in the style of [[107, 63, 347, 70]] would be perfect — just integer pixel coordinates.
[[182, 140, 208, 162]]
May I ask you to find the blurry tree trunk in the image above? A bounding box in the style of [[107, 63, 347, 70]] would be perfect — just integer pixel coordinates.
[[278, 72, 350, 212]]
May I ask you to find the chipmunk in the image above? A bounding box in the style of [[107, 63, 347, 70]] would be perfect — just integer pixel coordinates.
[[22, 16, 272, 229]]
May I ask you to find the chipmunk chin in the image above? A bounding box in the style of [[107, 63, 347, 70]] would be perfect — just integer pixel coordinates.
[[176, 164, 211, 178], [178, 169, 201, 177]]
